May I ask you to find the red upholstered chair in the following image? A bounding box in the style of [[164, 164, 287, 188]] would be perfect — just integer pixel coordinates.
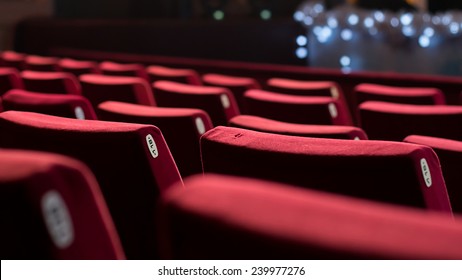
[[159, 174, 462, 259], [359, 101, 462, 141], [21, 70, 81, 95], [202, 73, 260, 112], [404, 135, 462, 214], [98, 101, 213, 177], [2, 89, 97, 120], [201, 126, 451, 212], [152, 81, 239, 126], [229, 115, 367, 140], [57, 58, 100, 77], [0, 149, 125, 260], [0, 67, 24, 96], [0, 51, 26, 70], [24, 55, 59, 72], [266, 78, 352, 123], [147, 65, 201, 85], [244, 89, 351, 125], [100, 61, 149, 81], [354, 83, 446, 107], [0, 111, 183, 259], [80, 74, 156, 110]]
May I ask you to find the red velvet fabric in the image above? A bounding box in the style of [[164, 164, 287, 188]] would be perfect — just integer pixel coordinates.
[[98, 101, 213, 177], [80, 74, 156, 110], [229, 115, 367, 140], [404, 135, 462, 214], [2, 89, 97, 120], [152, 80, 239, 126], [57, 58, 101, 77], [0, 111, 183, 259], [99, 61, 149, 81], [354, 83, 446, 107], [0, 149, 125, 259], [159, 174, 462, 259], [244, 89, 352, 125], [147, 65, 201, 85], [24, 55, 59, 72], [202, 73, 260, 113], [359, 101, 462, 141], [21, 70, 81, 95], [0, 51, 26, 70], [201, 126, 451, 212], [0, 67, 24, 96]]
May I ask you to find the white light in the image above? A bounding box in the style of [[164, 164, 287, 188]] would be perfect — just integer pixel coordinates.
[[432, 16, 441, 25], [442, 15, 451, 25], [303, 16, 314, 26], [400, 13, 413, 25], [296, 35, 308, 46], [213, 10, 224, 20], [296, 47, 308, 59], [293, 11, 304, 22], [390, 17, 399, 27], [317, 27, 332, 43], [419, 35, 430, 48], [260, 9, 271, 20], [341, 29, 353, 41], [374, 11, 385, 22], [348, 14, 359, 26], [313, 26, 323, 36], [449, 22, 460, 34], [402, 26, 416, 37], [313, 4, 324, 14], [340, 56, 351, 67], [423, 27, 435, 37], [341, 66, 352, 73], [364, 17, 374, 28], [327, 17, 338, 28]]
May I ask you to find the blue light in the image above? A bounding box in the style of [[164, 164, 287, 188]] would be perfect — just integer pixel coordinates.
[[374, 11, 385, 22], [368, 27, 378, 36], [327, 17, 338, 28], [400, 13, 413, 26], [296, 47, 308, 59], [313, 4, 324, 14], [313, 26, 323, 36], [442, 15, 451, 25], [364, 17, 374, 28], [423, 27, 435, 37], [303, 16, 314, 26], [348, 14, 359, 26], [296, 35, 308, 46], [341, 29, 353, 41], [418, 35, 430, 48], [340, 56, 351, 67], [293, 11, 304, 22], [449, 22, 460, 34], [390, 17, 399, 27], [317, 27, 332, 43], [402, 26, 416, 37], [432, 16, 441, 25]]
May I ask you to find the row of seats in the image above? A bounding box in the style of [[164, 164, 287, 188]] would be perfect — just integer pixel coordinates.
[[0, 50, 461, 259]]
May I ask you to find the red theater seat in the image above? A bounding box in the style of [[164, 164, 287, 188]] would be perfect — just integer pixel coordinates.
[[404, 135, 462, 214], [354, 83, 446, 107], [21, 70, 81, 95], [159, 174, 462, 259], [359, 101, 462, 141], [267, 78, 352, 123], [2, 89, 97, 120], [147, 65, 201, 85], [24, 55, 59, 72], [80, 74, 156, 109], [0, 67, 24, 96], [244, 89, 351, 125], [57, 58, 100, 76], [0, 111, 182, 259], [152, 81, 239, 126], [0, 149, 124, 260], [98, 101, 213, 177], [229, 115, 367, 140], [202, 73, 260, 112], [201, 126, 451, 212], [100, 61, 149, 81], [0, 51, 26, 70]]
